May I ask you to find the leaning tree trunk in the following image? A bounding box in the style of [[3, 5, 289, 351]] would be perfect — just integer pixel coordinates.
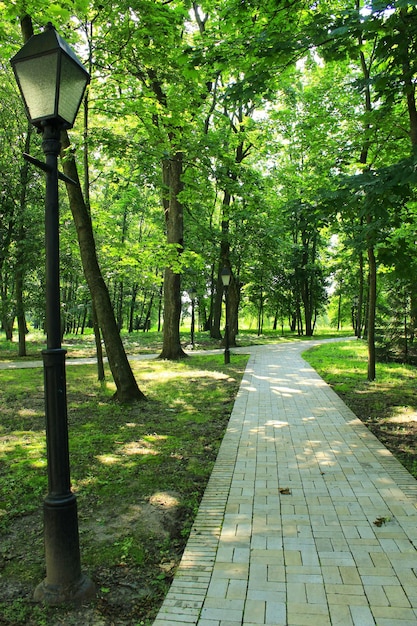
[[61, 132, 145, 402], [159, 152, 187, 360], [83, 85, 105, 380]]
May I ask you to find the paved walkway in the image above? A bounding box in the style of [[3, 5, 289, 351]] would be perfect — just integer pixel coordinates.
[[153, 340, 417, 626]]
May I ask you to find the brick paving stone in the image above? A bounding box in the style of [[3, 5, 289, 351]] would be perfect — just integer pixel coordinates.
[[152, 341, 417, 626]]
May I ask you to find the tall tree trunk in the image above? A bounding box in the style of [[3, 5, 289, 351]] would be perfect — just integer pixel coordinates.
[[211, 274, 223, 340], [399, 10, 417, 342], [301, 257, 313, 336], [213, 190, 238, 346], [128, 284, 138, 333], [83, 20, 105, 381], [159, 153, 187, 359], [367, 236, 377, 381], [16, 124, 32, 357], [227, 276, 239, 347], [400, 8, 417, 151], [356, 249, 364, 338], [60, 132, 145, 402], [358, 4, 376, 381], [92, 302, 105, 382]]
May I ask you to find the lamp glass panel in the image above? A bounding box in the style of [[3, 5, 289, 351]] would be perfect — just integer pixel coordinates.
[[221, 271, 231, 287], [15, 54, 58, 122], [57, 55, 88, 126]]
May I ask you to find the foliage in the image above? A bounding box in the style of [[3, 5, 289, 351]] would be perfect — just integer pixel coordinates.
[[1, 0, 417, 364]]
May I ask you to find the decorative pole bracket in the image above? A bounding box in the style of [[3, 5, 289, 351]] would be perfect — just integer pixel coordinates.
[[23, 152, 77, 186]]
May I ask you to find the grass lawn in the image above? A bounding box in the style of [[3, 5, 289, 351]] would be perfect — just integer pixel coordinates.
[[0, 352, 248, 626], [2, 329, 415, 625], [0, 327, 354, 361]]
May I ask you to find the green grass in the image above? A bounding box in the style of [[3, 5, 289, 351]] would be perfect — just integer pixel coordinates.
[[0, 326, 353, 361], [0, 352, 248, 625]]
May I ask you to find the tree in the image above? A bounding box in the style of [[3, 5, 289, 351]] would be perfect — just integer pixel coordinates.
[[15, 13, 146, 402], [60, 131, 146, 401]]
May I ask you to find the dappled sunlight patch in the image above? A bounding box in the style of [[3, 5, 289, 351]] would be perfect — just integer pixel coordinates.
[[377, 447, 393, 458], [138, 366, 230, 383], [31, 458, 46, 469], [74, 474, 98, 490], [0, 432, 45, 460], [96, 454, 120, 465], [149, 491, 180, 509], [17, 408, 43, 418], [241, 382, 257, 392], [119, 440, 159, 456], [387, 407, 417, 424], [316, 450, 337, 461], [265, 420, 289, 428], [271, 385, 302, 396]]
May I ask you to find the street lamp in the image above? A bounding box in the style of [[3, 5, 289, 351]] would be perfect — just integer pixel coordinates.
[[189, 287, 197, 349], [10, 24, 94, 604], [352, 295, 360, 338], [221, 267, 231, 364]]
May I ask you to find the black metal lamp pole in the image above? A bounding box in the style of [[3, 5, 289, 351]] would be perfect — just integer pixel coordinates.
[[10, 24, 93, 605], [33, 124, 94, 604], [221, 268, 231, 364]]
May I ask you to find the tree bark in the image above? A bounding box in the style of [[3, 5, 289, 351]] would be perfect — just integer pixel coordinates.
[[213, 190, 238, 345], [60, 132, 145, 402], [357, 4, 376, 380], [159, 153, 187, 359], [92, 302, 105, 382], [82, 80, 105, 380], [16, 125, 32, 357], [367, 235, 377, 381]]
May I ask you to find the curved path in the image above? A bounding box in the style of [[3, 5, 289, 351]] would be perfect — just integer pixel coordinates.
[[153, 340, 417, 626]]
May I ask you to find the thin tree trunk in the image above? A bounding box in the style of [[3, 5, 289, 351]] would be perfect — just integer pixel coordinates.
[[16, 125, 32, 357], [92, 302, 105, 382], [61, 132, 145, 401], [367, 238, 377, 381], [357, 249, 364, 338]]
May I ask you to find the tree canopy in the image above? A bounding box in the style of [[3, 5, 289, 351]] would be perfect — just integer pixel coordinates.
[[2, 0, 417, 382]]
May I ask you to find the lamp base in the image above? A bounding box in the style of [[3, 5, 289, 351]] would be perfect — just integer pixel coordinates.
[[34, 573, 95, 606]]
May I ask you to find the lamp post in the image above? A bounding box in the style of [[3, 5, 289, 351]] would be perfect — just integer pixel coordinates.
[[11, 24, 94, 604], [221, 267, 231, 364], [352, 295, 359, 337], [189, 287, 197, 349]]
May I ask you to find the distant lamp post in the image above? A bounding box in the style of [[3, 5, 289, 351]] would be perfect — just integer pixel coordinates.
[[189, 287, 197, 349], [221, 267, 231, 364], [10, 24, 94, 604], [352, 295, 359, 337]]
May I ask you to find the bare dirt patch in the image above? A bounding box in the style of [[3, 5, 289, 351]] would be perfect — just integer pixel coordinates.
[[0, 494, 186, 625]]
